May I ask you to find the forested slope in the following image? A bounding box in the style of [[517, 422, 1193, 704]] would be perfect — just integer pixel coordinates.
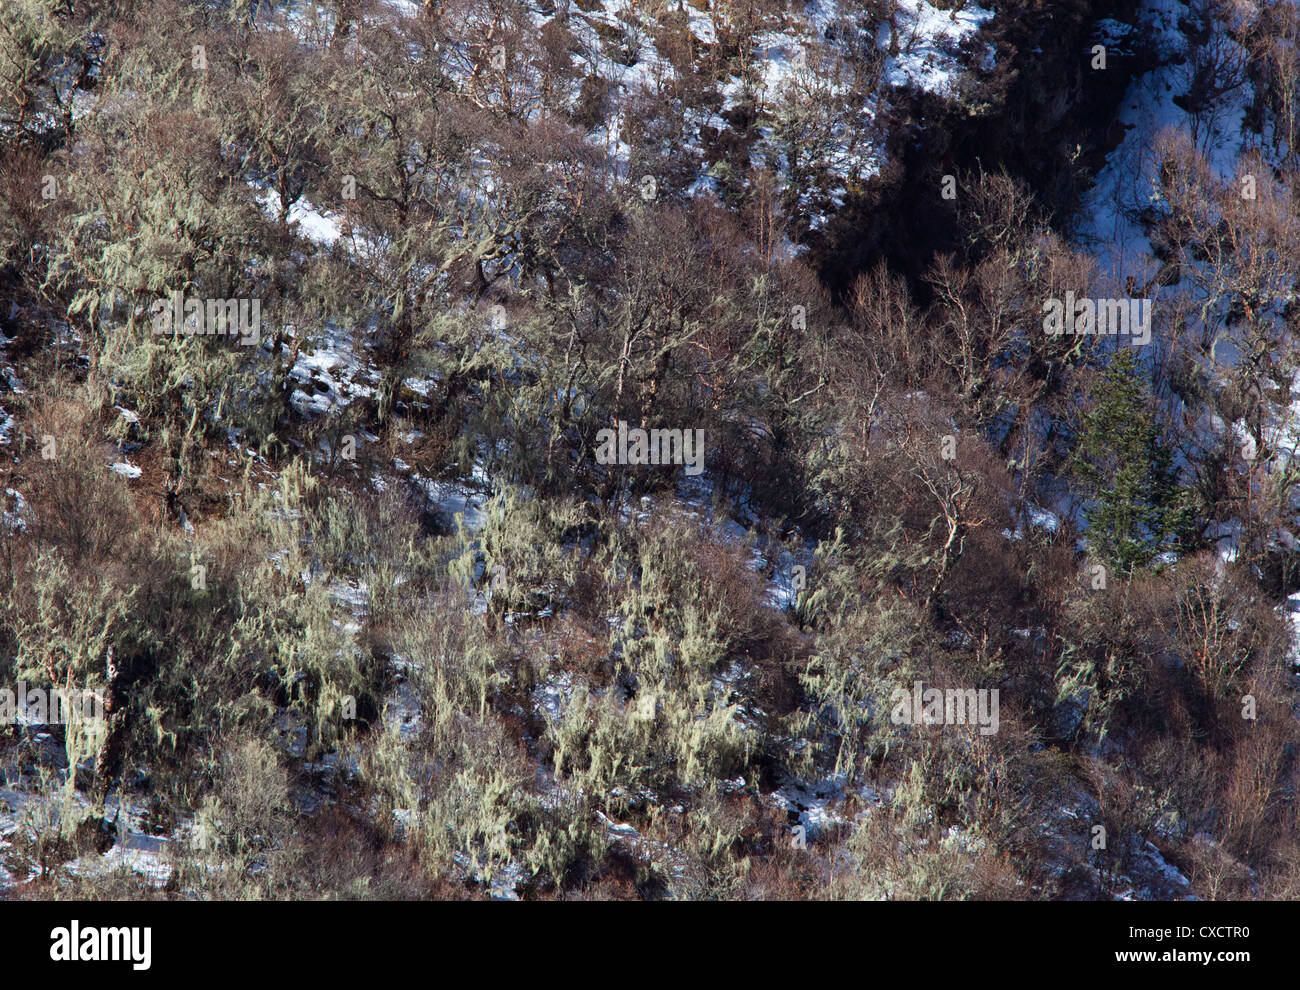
[[0, 0, 1297, 901]]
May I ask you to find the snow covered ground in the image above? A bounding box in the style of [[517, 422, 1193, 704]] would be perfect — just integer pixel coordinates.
[[1076, 0, 1254, 287]]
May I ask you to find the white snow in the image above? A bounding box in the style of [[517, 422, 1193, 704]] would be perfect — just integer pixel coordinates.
[[257, 189, 345, 248]]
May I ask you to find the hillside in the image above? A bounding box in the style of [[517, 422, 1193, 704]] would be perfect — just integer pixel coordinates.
[[0, 0, 1297, 903]]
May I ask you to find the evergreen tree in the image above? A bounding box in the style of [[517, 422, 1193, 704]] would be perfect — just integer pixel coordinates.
[[1072, 348, 1193, 574]]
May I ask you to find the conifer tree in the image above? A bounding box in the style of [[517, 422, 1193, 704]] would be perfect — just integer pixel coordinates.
[[1072, 349, 1192, 574]]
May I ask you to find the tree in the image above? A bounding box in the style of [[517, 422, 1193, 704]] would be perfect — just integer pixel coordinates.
[[1072, 349, 1193, 574]]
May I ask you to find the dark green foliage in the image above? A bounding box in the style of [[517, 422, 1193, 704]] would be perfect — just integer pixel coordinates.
[[1072, 349, 1194, 574]]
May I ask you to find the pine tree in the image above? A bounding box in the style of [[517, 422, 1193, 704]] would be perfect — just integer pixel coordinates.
[[1072, 349, 1192, 574]]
